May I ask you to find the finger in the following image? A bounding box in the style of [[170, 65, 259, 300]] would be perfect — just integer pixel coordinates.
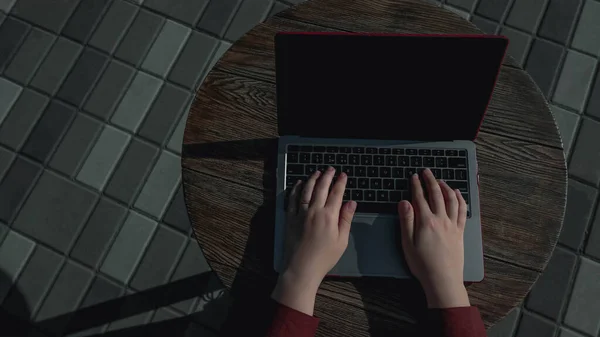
[[423, 169, 445, 214], [455, 189, 467, 230], [439, 180, 458, 222], [311, 166, 335, 207], [410, 173, 431, 216], [287, 180, 302, 215], [339, 201, 356, 241], [300, 171, 321, 212], [326, 172, 347, 210], [398, 200, 415, 246]]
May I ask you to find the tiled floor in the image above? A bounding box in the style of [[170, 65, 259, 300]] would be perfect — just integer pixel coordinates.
[[0, 0, 599, 336]]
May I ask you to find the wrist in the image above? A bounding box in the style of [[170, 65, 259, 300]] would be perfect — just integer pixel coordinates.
[[272, 270, 321, 316], [423, 281, 470, 309]]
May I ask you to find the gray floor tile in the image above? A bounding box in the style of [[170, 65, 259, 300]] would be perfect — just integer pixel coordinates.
[[553, 50, 596, 111], [168, 31, 217, 89], [49, 114, 103, 177], [10, 0, 78, 33], [559, 328, 586, 337], [268, 1, 290, 17], [0, 147, 15, 180], [0, 11, 4, 25], [2, 245, 62, 320], [586, 67, 600, 119], [105, 138, 159, 205], [100, 211, 158, 284], [170, 240, 210, 313], [143, 0, 209, 25], [207, 41, 232, 72], [167, 110, 188, 154], [0, 0, 16, 12], [4, 28, 55, 85], [138, 83, 191, 145], [0, 88, 48, 151], [559, 179, 597, 249], [62, 0, 111, 43], [447, 0, 477, 10], [191, 273, 230, 331], [225, 0, 272, 41], [471, 15, 498, 34], [564, 257, 600, 335], [35, 261, 94, 336], [572, 0, 600, 56], [13, 171, 98, 253], [0, 77, 22, 126], [515, 312, 557, 337], [0, 156, 41, 223], [475, 0, 509, 21], [57, 48, 109, 107], [110, 71, 163, 133], [443, 5, 471, 20], [499, 26, 531, 66], [586, 201, 600, 259], [141, 20, 191, 78], [152, 307, 181, 322], [21, 100, 76, 164], [196, 0, 242, 37], [114, 10, 164, 67], [107, 291, 154, 332], [0, 230, 35, 302], [131, 225, 187, 290], [89, 0, 138, 54], [570, 118, 600, 185], [0, 16, 30, 70], [505, 0, 546, 32], [70, 197, 128, 269], [550, 105, 579, 154], [76, 125, 131, 191], [526, 247, 577, 319], [134, 150, 181, 219], [30, 37, 83, 96], [525, 39, 564, 96], [164, 185, 192, 233], [0, 221, 7, 245], [84, 60, 136, 121], [538, 0, 582, 44]]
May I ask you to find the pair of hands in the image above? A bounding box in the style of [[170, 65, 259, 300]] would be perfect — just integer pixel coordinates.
[[272, 167, 470, 315]]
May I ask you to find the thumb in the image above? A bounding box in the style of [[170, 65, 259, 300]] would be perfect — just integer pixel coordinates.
[[339, 201, 356, 240], [398, 201, 415, 245]]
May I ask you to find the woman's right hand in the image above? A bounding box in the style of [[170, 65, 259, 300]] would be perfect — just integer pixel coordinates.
[[398, 168, 470, 309]]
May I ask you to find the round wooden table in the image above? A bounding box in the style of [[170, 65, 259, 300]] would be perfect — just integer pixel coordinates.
[[181, 0, 567, 335]]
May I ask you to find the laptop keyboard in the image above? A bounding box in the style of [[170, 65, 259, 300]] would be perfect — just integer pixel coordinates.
[[285, 145, 470, 215]]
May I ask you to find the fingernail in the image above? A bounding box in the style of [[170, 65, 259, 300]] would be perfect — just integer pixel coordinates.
[[439, 179, 445, 183], [348, 200, 357, 211], [314, 170, 322, 176], [328, 166, 334, 172], [413, 173, 418, 178], [340, 172, 346, 178]]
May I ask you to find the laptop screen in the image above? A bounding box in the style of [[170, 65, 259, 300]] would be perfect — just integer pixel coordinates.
[[275, 33, 508, 141]]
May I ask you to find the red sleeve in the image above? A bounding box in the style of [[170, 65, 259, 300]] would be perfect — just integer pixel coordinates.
[[427, 306, 487, 337], [266, 302, 320, 337]]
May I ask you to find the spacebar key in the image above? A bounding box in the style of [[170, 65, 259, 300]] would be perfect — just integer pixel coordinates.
[[356, 202, 397, 214]]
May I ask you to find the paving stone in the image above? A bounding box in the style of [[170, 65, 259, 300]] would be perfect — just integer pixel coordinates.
[[538, 0, 582, 44], [57, 48, 109, 107], [0, 16, 30, 70], [559, 179, 597, 249], [13, 171, 98, 252], [152, 307, 181, 322], [4, 28, 55, 85], [471, 16, 498, 34], [268, 1, 290, 16], [447, 0, 476, 10], [207, 41, 232, 72], [499, 26, 531, 66], [570, 118, 600, 185], [62, 0, 111, 43], [586, 201, 600, 259], [100, 211, 158, 284], [164, 185, 192, 233], [30, 37, 82, 95], [553, 51, 596, 111], [526, 247, 577, 319], [115, 10, 164, 67], [475, 0, 509, 21], [134, 151, 181, 219], [0, 231, 35, 302], [572, 0, 600, 55], [0, 222, 7, 244], [170, 240, 210, 313], [0, 147, 14, 180], [505, 0, 546, 32], [0, 0, 16, 12], [0, 156, 41, 223], [550, 105, 579, 154], [2, 245, 62, 320], [559, 328, 586, 337], [0, 77, 22, 126], [141, 20, 190, 78], [443, 5, 470, 20], [144, 0, 209, 25], [525, 39, 564, 96], [138, 83, 191, 145], [196, 0, 241, 36], [167, 110, 188, 154], [21, 100, 76, 163], [83, 60, 135, 121], [106, 289, 154, 331], [515, 312, 556, 337], [49, 114, 103, 177], [131, 225, 187, 290], [89, 0, 138, 54], [35, 261, 94, 336], [10, 0, 78, 32], [586, 67, 600, 119], [565, 257, 600, 335], [111, 71, 163, 132], [76, 125, 131, 191], [0, 90, 49, 152], [225, 0, 272, 41], [168, 31, 218, 89], [70, 198, 128, 269]]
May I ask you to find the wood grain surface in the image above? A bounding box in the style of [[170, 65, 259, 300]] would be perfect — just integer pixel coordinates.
[[181, 0, 567, 334]]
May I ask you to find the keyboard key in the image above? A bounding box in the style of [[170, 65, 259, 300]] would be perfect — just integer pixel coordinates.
[[386, 156, 397, 166], [311, 153, 322, 163], [332, 165, 341, 173], [383, 179, 394, 189], [390, 191, 402, 202], [300, 153, 311, 163], [445, 150, 458, 156], [395, 179, 408, 190], [435, 157, 447, 167], [287, 153, 298, 163], [459, 150, 467, 157], [353, 147, 365, 153], [405, 168, 417, 176], [356, 166, 367, 177], [327, 146, 338, 153], [349, 154, 360, 165], [300, 145, 313, 152], [317, 165, 327, 172], [370, 178, 382, 189], [348, 177, 357, 188], [456, 169, 467, 180], [392, 148, 405, 155], [402, 191, 411, 200], [356, 202, 396, 214], [358, 178, 369, 188], [461, 193, 468, 203], [288, 145, 300, 152], [365, 190, 376, 201], [398, 156, 409, 166], [418, 149, 431, 155], [379, 148, 391, 154], [449, 158, 467, 168], [392, 168, 404, 178], [342, 166, 354, 176], [352, 190, 363, 200], [286, 175, 303, 187], [380, 167, 391, 177], [287, 164, 303, 175], [410, 156, 422, 167], [424, 156, 435, 167], [374, 155, 384, 165], [447, 181, 468, 192], [343, 190, 350, 200], [432, 149, 444, 156], [367, 167, 378, 177], [361, 155, 372, 165], [406, 149, 417, 155], [431, 168, 442, 179], [337, 154, 348, 164], [366, 147, 377, 154], [340, 147, 352, 153], [325, 154, 336, 164], [305, 165, 317, 175], [442, 169, 454, 180], [377, 191, 388, 201], [314, 146, 326, 152]]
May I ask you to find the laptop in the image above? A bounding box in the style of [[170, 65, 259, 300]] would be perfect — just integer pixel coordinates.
[[273, 33, 508, 282]]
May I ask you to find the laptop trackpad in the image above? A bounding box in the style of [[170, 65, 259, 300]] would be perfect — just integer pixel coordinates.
[[330, 215, 411, 278]]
